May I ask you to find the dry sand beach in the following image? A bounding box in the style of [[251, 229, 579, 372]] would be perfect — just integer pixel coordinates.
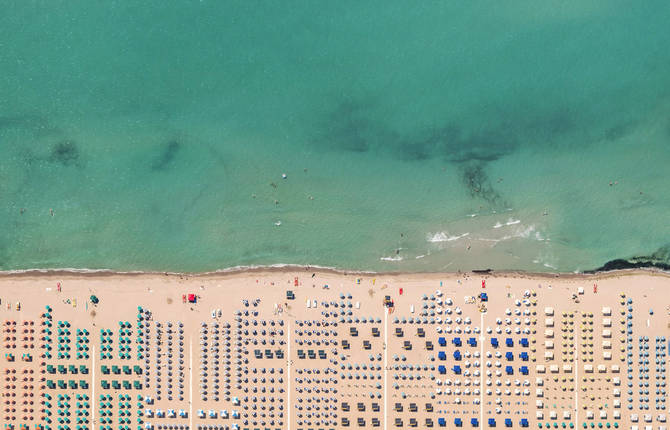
[[0, 269, 668, 430]]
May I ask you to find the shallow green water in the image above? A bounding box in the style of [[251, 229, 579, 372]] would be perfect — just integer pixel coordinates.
[[1, 1, 669, 273]]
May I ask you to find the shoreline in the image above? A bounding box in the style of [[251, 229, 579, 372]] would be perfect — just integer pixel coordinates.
[[0, 264, 668, 281]]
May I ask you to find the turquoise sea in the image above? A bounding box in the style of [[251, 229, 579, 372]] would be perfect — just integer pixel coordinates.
[[1, 1, 669, 273]]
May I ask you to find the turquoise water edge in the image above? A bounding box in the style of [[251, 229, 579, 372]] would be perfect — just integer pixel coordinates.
[[1, 1, 669, 273]]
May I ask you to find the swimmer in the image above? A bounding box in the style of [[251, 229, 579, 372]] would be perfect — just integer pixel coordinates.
[[543, 209, 548, 216], [270, 182, 277, 188], [49, 208, 54, 216], [308, 195, 314, 200], [20, 208, 25, 215], [274, 199, 279, 205], [252, 193, 256, 199]]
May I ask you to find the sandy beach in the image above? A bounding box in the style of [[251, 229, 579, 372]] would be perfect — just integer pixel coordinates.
[[0, 268, 668, 430]]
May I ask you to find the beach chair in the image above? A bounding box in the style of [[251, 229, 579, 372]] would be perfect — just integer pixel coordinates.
[[454, 418, 462, 427], [409, 403, 418, 412], [489, 419, 497, 427], [506, 338, 514, 347], [506, 366, 514, 375], [395, 402, 403, 412], [426, 340, 433, 350], [403, 341, 412, 350], [342, 340, 350, 350], [438, 365, 446, 374], [409, 418, 418, 427], [307, 349, 316, 359], [472, 418, 480, 427], [453, 337, 462, 347], [358, 417, 366, 427], [453, 350, 462, 360], [372, 402, 380, 412], [357, 402, 365, 412], [363, 340, 371, 350], [417, 328, 425, 338], [438, 337, 446, 347], [426, 418, 434, 428], [372, 327, 380, 337], [341, 417, 350, 427], [372, 417, 381, 427], [395, 328, 403, 337], [341, 402, 350, 412], [395, 418, 403, 427], [491, 338, 499, 348]]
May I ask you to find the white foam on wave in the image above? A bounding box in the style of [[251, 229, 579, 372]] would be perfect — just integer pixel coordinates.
[[415, 254, 426, 259], [380, 256, 403, 262], [476, 223, 549, 248], [427, 232, 470, 243], [494, 218, 521, 229]]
